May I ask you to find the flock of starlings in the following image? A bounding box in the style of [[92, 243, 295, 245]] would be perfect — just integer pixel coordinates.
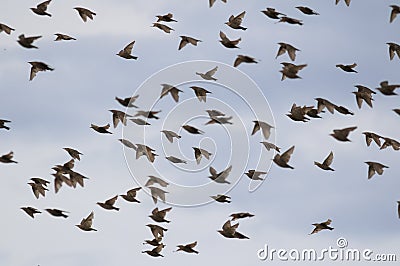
[[1, 0, 400, 258]]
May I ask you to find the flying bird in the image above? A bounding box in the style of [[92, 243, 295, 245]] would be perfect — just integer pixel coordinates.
[[0, 151, 17, 163], [142, 244, 165, 257], [175, 241, 199, 254], [336, 63, 358, 73], [260, 141, 280, 152], [362, 132, 382, 147], [286, 104, 311, 122], [387, 42, 400, 60], [193, 147, 212, 164], [74, 7, 96, 22], [152, 23, 174, 33], [261, 8, 286, 20], [63, 147, 83, 161], [165, 156, 187, 164], [209, 0, 227, 8], [365, 161, 389, 179], [149, 207, 172, 223], [130, 118, 151, 126], [234, 55, 257, 67], [196, 66, 218, 81], [109, 110, 132, 128], [115, 95, 139, 108], [54, 33, 76, 41], [208, 165, 232, 184], [90, 123, 112, 134], [0, 23, 14, 35], [97, 195, 119, 211], [135, 110, 161, 120], [160, 84, 182, 102], [120, 187, 141, 203], [182, 124, 204, 134], [179, 36, 201, 50], [190, 86, 211, 102], [117, 40, 138, 60], [28, 61, 53, 81], [145, 176, 169, 187], [28, 182, 48, 198], [76, 211, 97, 231], [296, 6, 319, 15], [161, 130, 181, 143], [273, 146, 295, 169], [230, 212, 254, 221], [280, 62, 307, 80], [353, 85, 375, 108], [156, 13, 177, 22], [278, 16, 303, 25], [225, 11, 247, 30], [146, 224, 168, 240], [211, 194, 231, 203], [21, 207, 41, 219], [314, 151, 335, 171], [218, 220, 249, 239], [376, 81, 399, 96], [245, 170, 267, 181], [310, 219, 333, 234], [390, 5, 400, 23], [335, 0, 351, 7], [30, 177, 50, 187], [219, 31, 241, 49], [118, 139, 137, 150], [276, 42, 300, 61], [330, 126, 357, 141], [17, 34, 41, 48], [148, 186, 168, 204], [45, 208, 68, 218], [380, 137, 400, 151], [135, 144, 157, 163], [30, 0, 52, 17], [251, 120, 273, 140]]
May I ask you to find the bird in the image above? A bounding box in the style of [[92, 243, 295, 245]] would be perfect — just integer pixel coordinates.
[[387, 42, 400, 60], [335, 0, 351, 6], [190, 86, 211, 102], [219, 31, 241, 49], [69, 171, 88, 188], [74, 7, 96, 22], [376, 81, 399, 96], [225, 11, 247, 30], [330, 126, 357, 141], [310, 219, 333, 234], [390, 5, 400, 23], [196, 66, 218, 81], [30, 177, 50, 187], [0, 23, 14, 35], [54, 33, 76, 41], [161, 130, 181, 143], [146, 224, 168, 239], [334, 105, 354, 116], [109, 110, 132, 128], [192, 147, 212, 164], [286, 104, 311, 122], [135, 110, 161, 120], [278, 16, 303, 25], [135, 144, 157, 163], [143, 238, 163, 247], [280, 62, 307, 80], [115, 95, 139, 108], [142, 244, 165, 257], [230, 212, 254, 221], [314, 151, 335, 171], [0, 151, 17, 163], [182, 124, 204, 134], [205, 116, 233, 125], [76, 211, 97, 231], [45, 208, 68, 218], [336, 63, 358, 73], [296, 6, 319, 15], [28, 61, 53, 81], [145, 176, 169, 187], [315, 98, 336, 114], [365, 161, 389, 179], [393, 109, 400, 115], [118, 139, 137, 150], [211, 194, 231, 203], [148, 186, 168, 204], [206, 109, 225, 117], [208, 165, 232, 184], [149, 207, 172, 223], [17, 34, 41, 48], [97, 195, 119, 211], [209, 0, 227, 8], [160, 84, 182, 102], [166, 156, 187, 164], [28, 182, 48, 198], [175, 241, 199, 254], [251, 120, 274, 140], [276, 42, 300, 61], [156, 13, 177, 22], [273, 146, 295, 169], [90, 123, 112, 134], [362, 132, 382, 147], [218, 220, 249, 239], [245, 170, 267, 181], [380, 137, 400, 151], [30, 0, 52, 17], [179, 36, 201, 50], [130, 118, 150, 126], [260, 141, 280, 152], [353, 85, 375, 108], [117, 40, 138, 60], [21, 207, 41, 219], [152, 23, 174, 33], [120, 187, 141, 203], [234, 55, 257, 67], [261, 8, 286, 20], [63, 148, 83, 161]]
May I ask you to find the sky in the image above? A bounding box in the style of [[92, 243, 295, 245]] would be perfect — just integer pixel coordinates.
[[1, 0, 400, 265]]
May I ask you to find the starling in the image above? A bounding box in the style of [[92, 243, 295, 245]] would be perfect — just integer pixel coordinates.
[[145, 176, 169, 187], [380, 137, 400, 151], [219, 31, 241, 49], [211, 194, 231, 203], [146, 224, 168, 239], [362, 132, 382, 147], [335, 0, 351, 7], [136, 144, 157, 163], [120, 187, 141, 203], [149, 207, 172, 223], [387, 42, 400, 60], [178, 36, 201, 50], [196, 66, 218, 81], [218, 220, 249, 239], [109, 110, 132, 128], [314, 151, 335, 171], [74, 7, 96, 22], [115, 95, 139, 108], [28, 182, 48, 198], [190, 86, 211, 102], [21, 207, 41, 219], [17, 34, 41, 48], [251, 120, 274, 139], [148, 186, 168, 204], [175, 241, 199, 254], [160, 84, 182, 102], [365, 161, 389, 179], [143, 238, 163, 246], [286, 104, 311, 122], [118, 138, 137, 150], [0, 23, 14, 35], [390, 5, 400, 23], [276, 42, 300, 61], [69, 170, 88, 188], [117, 40, 138, 60], [206, 109, 225, 117], [230, 212, 254, 221], [54, 33, 76, 41], [376, 81, 399, 96], [0, 151, 17, 163], [76, 211, 97, 231], [205, 116, 233, 125], [135, 110, 161, 119], [142, 244, 165, 257], [208, 165, 232, 184], [280, 62, 307, 80], [45, 208, 68, 218], [28, 61, 54, 81], [192, 147, 212, 164], [130, 118, 150, 126], [334, 105, 354, 115], [225, 11, 247, 30], [244, 170, 267, 181], [63, 147, 83, 161], [296, 6, 319, 15], [30, 177, 50, 187], [90, 123, 112, 134], [315, 98, 336, 114], [353, 91, 374, 109], [166, 156, 187, 164], [310, 219, 333, 234], [182, 124, 204, 134], [156, 13, 177, 22], [261, 8, 286, 20], [260, 141, 280, 152], [161, 130, 181, 143], [278, 16, 303, 25], [152, 23, 174, 33], [97, 195, 119, 211], [234, 55, 257, 67], [209, 0, 227, 8], [30, 0, 52, 17], [273, 146, 295, 169], [330, 126, 357, 142], [336, 63, 358, 73]]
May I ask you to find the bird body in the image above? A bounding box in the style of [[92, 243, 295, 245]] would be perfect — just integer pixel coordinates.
[[28, 61, 53, 80], [273, 146, 295, 169], [226, 11, 247, 30], [76, 212, 97, 231], [310, 219, 333, 234], [117, 40, 138, 60], [74, 7, 96, 22], [208, 165, 232, 184], [30, 0, 52, 16], [330, 126, 357, 141], [314, 151, 335, 171], [196, 66, 218, 81], [97, 195, 119, 211]]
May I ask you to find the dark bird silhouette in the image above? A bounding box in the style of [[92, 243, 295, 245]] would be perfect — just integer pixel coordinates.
[[182, 124, 204, 134], [190, 86, 211, 102], [296, 6, 319, 15], [362, 132, 382, 147], [393, 109, 400, 116], [286, 104, 311, 122], [135, 110, 161, 119], [193, 147, 212, 164], [218, 220, 249, 239], [120, 187, 141, 203], [251, 120, 273, 139], [336, 63, 357, 73], [118, 138, 137, 150], [135, 144, 157, 163], [365, 161, 389, 179], [280, 62, 307, 80], [109, 110, 132, 128], [387, 42, 400, 60], [245, 170, 267, 181], [179, 36, 201, 50], [28, 61, 53, 81], [97, 195, 119, 211], [0, 151, 17, 163], [234, 55, 257, 67], [21, 207, 41, 218], [161, 130, 181, 143], [210, 0, 227, 8], [76, 212, 97, 231], [219, 31, 241, 49], [376, 81, 399, 96], [336, 0, 351, 7], [209, 165, 232, 184], [175, 241, 199, 254], [30, 177, 50, 187], [310, 219, 333, 234], [90, 123, 112, 134], [145, 176, 169, 187], [330, 126, 357, 141], [160, 84, 182, 102], [130, 118, 150, 126], [152, 23, 174, 33], [149, 207, 172, 223], [230, 212, 254, 221], [276, 42, 300, 61], [211, 194, 231, 203], [18, 34, 41, 48], [143, 238, 163, 247], [314, 151, 335, 171], [165, 156, 186, 164], [278, 16, 303, 25], [54, 33, 76, 41], [260, 141, 280, 152], [45, 208, 68, 218], [30, 0, 52, 17], [273, 146, 295, 169], [148, 186, 168, 204], [74, 7, 96, 22], [156, 13, 177, 22], [117, 40, 138, 60], [63, 147, 83, 161], [380, 137, 400, 151], [225, 11, 247, 30], [196, 66, 218, 81], [115, 95, 139, 108], [390, 5, 400, 23], [142, 244, 165, 257], [261, 8, 286, 20], [28, 182, 48, 198], [353, 85, 375, 108], [0, 23, 14, 35], [146, 224, 168, 239]]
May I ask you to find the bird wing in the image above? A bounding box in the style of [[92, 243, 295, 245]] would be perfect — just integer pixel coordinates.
[[205, 66, 218, 77], [178, 37, 188, 50], [187, 241, 197, 248], [259, 121, 273, 139], [323, 151, 334, 166], [220, 31, 228, 41], [287, 47, 297, 61], [105, 195, 118, 205], [209, 0, 216, 7], [281, 146, 295, 163], [233, 56, 242, 67], [124, 40, 135, 54], [251, 121, 260, 135], [236, 11, 246, 21], [170, 88, 180, 102], [37, 0, 51, 10], [276, 44, 287, 59], [367, 164, 375, 179]]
